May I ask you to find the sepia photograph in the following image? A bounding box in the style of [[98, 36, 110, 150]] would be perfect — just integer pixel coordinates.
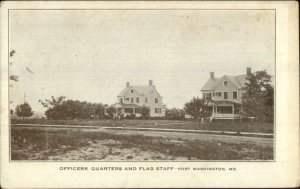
[[1, 1, 299, 188], [8, 9, 276, 162]]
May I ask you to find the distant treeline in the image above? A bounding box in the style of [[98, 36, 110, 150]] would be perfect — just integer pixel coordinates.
[[39, 96, 115, 120], [38, 96, 186, 120]]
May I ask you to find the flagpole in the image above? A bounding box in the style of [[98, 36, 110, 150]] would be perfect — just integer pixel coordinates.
[[24, 67, 34, 104], [24, 67, 27, 104]]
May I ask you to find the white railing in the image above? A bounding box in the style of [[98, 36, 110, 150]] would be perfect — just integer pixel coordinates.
[[214, 113, 240, 118]]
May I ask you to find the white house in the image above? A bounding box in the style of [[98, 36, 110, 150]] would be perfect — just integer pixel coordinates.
[[201, 68, 252, 121], [114, 80, 166, 117]]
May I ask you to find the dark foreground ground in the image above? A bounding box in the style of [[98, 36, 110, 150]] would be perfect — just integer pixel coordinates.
[[11, 126, 273, 161]]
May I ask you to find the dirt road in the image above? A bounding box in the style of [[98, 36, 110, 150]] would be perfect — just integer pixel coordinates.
[[12, 124, 274, 147], [100, 128, 273, 147]]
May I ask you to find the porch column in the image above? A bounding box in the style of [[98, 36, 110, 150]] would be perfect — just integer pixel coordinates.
[[212, 105, 215, 116], [133, 108, 135, 114], [216, 106, 218, 116], [232, 105, 234, 117]]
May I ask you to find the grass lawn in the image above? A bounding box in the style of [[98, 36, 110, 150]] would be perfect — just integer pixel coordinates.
[[11, 127, 273, 161], [12, 118, 274, 134]]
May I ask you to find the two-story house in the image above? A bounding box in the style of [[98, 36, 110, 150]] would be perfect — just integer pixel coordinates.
[[115, 80, 166, 117], [201, 68, 251, 121]]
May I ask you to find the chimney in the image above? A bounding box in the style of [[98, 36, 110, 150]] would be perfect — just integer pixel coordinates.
[[210, 72, 214, 79], [149, 80, 153, 86], [126, 82, 130, 87], [246, 67, 251, 75]]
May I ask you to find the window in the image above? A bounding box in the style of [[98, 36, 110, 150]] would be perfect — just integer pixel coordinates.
[[224, 92, 228, 99], [155, 108, 161, 114], [131, 89, 133, 93], [120, 98, 123, 103], [214, 92, 222, 97], [125, 97, 129, 101], [204, 92, 212, 100], [155, 98, 158, 103], [224, 81, 228, 86], [131, 98, 134, 103], [145, 97, 148, 103], [233, 91, 238, 99], [136, 97, 139, 103]]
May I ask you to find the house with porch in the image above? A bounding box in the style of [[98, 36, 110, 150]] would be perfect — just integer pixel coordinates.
[[201, 68, 252, 122], [114, 80, 166, 117]]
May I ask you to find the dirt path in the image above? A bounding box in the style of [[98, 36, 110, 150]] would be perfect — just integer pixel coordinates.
[[46, 140, 188, 161], [99, 128, 273, 147], [12, 125, 274, 148]]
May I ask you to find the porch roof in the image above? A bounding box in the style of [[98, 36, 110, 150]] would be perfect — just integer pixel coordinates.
[[113, 103, 141, 108], [207, 100, 241, 106]]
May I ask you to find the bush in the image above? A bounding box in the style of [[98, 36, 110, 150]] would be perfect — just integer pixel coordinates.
[[125, 114, 136, 119], [165, 108, 185, 120], [136, 106, 150, 119]]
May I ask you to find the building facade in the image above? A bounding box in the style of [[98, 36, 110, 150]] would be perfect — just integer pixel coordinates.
[[201, 68, 251, 121], [115, 80, 166, 117]]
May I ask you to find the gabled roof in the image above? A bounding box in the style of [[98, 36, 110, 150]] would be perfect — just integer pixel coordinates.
[[201, 74, 248, 91], [118, 85, 162, 98], [113, 103, 141, 108]]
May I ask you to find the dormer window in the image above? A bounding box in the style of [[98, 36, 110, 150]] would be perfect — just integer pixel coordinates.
[[131, 89, 133, 93], [223, 81, 228, 86]]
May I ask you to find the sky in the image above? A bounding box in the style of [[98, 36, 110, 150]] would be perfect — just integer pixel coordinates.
[[9, 10, 275, 113]]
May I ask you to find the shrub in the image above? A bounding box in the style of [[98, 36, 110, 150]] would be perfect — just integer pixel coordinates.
[[136, 106, 150, 119]]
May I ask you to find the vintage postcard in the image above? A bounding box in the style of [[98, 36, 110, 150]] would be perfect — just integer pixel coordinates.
[[0, 1, 299, 188]]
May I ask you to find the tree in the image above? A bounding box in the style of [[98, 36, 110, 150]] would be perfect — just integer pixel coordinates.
[[39, 96, 66, 109], [242, 70, 274, 122], [9, 50, 18, 105], [137, 106, 150, 119], [39, 96, 106, 120], [94, 104, 105, 119], [106, 106, 116, 119], [9, 50, 18, 82], [184, 97, 210, 119], [39, 96, 67, 119], [15, 103, 33, 119]]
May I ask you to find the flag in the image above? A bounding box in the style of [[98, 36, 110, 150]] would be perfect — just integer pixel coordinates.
[[26, 67, 34, 74], [10, 75, 19, 81], [10, 50, 15, 57]]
